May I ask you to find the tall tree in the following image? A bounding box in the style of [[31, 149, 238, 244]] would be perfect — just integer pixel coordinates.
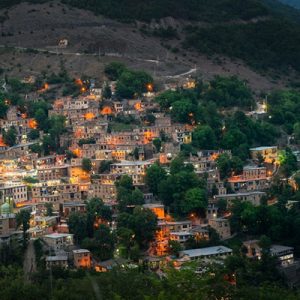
[[16, 210, 31, 247]]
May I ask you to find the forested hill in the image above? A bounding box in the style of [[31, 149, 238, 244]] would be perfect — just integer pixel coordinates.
[[279, 0, 300, 9], [0, 0, 270, 21], [2, 0, 300, 76]]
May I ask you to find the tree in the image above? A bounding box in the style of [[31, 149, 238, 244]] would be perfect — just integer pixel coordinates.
[[82, 158, 92, 172], [217, 198, 227, 215], [192, 125, 216, 149], [216, 153, 244, 179], [3, 126, 17, 146], [48, 115, 66, 148], [102, 83, 112, 99], [168, 240, 182, 257], [42, 134, 56, 155], [116, 175, 133, 191], [279, 148, 297, 177], [181, 187, 207, 216], [153, 138, 162, 153], [132, 147, 139, 160], [98, 160, 113, 174], [16, 210, 31, 247], [86, 198, 112, 237], [171, 100, 194, 123], [221, 128, 247, 151], [68, 212, 87, 244], [117, 227, 136, 259], [117, 207, 157, 249], [104, 62, 126, 80], [28, 129, 40, 140], [44, 203, 53, 216], [0, 99, 9, 119], [204, 76, 254, 108], [34, 108, 48, 131], [293, 122, 300, 141], [216, 153, 231, 179], [82, 225, 115, 261], [145, 164, 167, 196], [116, 70, 153, 98]]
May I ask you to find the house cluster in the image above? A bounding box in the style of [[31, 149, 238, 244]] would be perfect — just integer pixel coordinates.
[[1, 76, 297, 276]]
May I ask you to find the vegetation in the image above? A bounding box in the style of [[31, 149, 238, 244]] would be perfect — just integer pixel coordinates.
[[184, 19, 300, 72], [0, 262, 299, 299], [62, 0, 269, 22], [82, 158, 92, 172], [116, 175, 144, 211], [156, 157, 207, 217]]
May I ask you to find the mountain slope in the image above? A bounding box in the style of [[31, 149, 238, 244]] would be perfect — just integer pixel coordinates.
[[0, 1, 289, 92], [278, 0, 300, 9], [1, 0, 300, 91]]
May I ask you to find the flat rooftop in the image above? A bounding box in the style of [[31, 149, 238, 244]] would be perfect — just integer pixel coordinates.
[[181, 246, 232, 258], [73, 249, 90, 254], [44, 233, 73, 239], [249, 146, 277, 151], [46, 255, 68, 261]]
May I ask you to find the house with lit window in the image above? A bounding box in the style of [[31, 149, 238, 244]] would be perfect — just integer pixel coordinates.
[[73, 249, 91, 268], [250, 146, 278, 164], [228, 166, 269, 192], [243, 240, 295, 267], [110, 160, 154, 185]]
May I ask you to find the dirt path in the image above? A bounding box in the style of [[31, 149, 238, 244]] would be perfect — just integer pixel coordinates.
[[23, 240, 37, 281]]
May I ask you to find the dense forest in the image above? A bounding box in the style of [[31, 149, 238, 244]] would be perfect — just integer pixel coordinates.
[[184, 19, 300, 72], [0, 0, 268, 22], [279, 0, 300, 9]]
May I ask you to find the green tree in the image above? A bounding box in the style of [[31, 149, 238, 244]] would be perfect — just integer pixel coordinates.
[[34, 108, 48, 131], [294, 122, 300, 141], [168, 240, 182, 257], [117, 227, 136, 259], [171, 100, 194, 123], [117, 207, 157, 249], [3, 126, 17, 147], [104, 62, 126, 80], [86, 197, 112, 237], [279, 148, 297, 177], [82, 224, 115, 261], [82, 158, 92, 172], [16, 210, 31, 247], [27, 129, 40, 140], [216, 153, 232, 179], [102, 83, 112, 99], [181, 187, 207, 216], [145, 164, 167, 196], [192, 125, 216, 149], [68, 212, 87, 244], [44, 203, 53, 216], [98, 160, 113, 174], [153, 138, 162, 153]]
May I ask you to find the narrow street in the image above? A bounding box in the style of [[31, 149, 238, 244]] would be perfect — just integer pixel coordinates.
[[23, 240, 37, 281]]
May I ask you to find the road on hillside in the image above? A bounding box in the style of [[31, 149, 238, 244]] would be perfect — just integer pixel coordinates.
[[0, 44, 196, 78]]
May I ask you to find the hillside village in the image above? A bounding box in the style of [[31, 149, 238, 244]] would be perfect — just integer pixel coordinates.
[[0, 59, 300, 293]]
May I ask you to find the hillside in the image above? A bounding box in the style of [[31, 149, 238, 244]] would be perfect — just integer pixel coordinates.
[[0, 0, 300, 91], [279, 0, 300, 9], [0, 0, 270, 21]]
